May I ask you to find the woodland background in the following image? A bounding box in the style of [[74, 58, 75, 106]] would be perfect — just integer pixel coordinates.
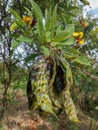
[[0, 0, 98, 129]]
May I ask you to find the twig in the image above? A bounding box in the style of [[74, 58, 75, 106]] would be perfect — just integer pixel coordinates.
[[71, 65, 98, 81], [82, 70, 98, 80]]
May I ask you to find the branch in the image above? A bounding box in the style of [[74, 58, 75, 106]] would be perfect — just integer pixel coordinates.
[[71, 65, 98, 81], [17, 0, 22, 17], [82, 70, 98, 81]]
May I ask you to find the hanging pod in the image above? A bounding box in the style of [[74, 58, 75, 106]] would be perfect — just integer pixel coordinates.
[[27, 56, 57, 118], [59, 56, 80, 122], [27, 55, 79, 122], [62, 88, 80, 122], [49, 61, 63, 113]]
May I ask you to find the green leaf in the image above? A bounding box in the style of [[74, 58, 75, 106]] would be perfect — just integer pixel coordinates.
[[9, 33, 19, 38], [24, 54, 38, 63], [12, 39, 20, 49], [10, 9, 26, 33], [53, 31, 69, 42], [65, 24, 74, 36], [41, 46, 50, 56], [51, 4, 57, 37], [16, 36, 33, 43], [56, 25, 62, 35], [63, 47, 80, 59], [80, 0, 90, 5], [16, 20, 25, 27], [9, 9, 24, 23], [73, 55, 90, 65], [53, 24, 74, 42], [28, 0, 43, 22], [45, 8, 51, 31], [37, 19, 46, 42], [28, 0, 45, 42], [95, 106, 98, 110], [63, 47, 80, 55], [46, 31, 51, 42], [24, 7, 33, 16], [12, 36, 33, 49], [95, 27, 98, 33], [10, 22, 18, 31], [51, 38, 75, 47]]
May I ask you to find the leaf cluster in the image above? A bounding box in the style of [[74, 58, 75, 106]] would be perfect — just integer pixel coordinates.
[[10, 0, 91, 66]]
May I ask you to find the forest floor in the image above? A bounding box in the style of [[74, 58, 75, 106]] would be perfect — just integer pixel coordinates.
[[0, 89, 98, 130]]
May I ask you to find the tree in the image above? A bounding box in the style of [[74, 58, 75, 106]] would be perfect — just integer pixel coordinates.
[[0, 0, 98, 124], [9, 0, 98, 123], [0, 0, 30, 120]]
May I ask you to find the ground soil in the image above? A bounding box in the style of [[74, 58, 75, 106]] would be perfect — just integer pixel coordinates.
[[0, 91, 98, 130]]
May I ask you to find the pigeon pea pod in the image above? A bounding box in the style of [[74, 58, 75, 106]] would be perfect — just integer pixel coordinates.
[[49, 60, 62, 109], [62, 88, 80, 122], [30, 56, 57, 118]]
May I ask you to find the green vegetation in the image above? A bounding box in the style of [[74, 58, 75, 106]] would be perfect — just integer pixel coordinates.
[[0, 0, 98, 129]]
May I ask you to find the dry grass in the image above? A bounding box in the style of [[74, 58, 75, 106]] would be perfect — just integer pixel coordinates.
[[0, 89, 98, 130]]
